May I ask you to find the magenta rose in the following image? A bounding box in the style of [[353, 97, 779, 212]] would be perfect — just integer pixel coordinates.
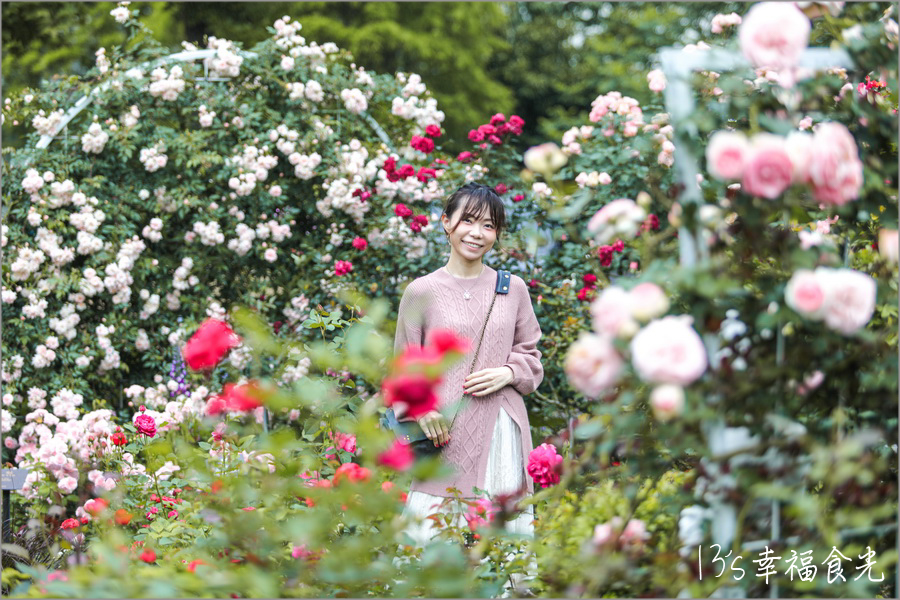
[[527, 443, 564, 488], [630, 316, 708, 386], [134, 414, 157, 438], [807, 122, 863, 206], [741, 135, 793, 199], [564, 332, 624, 398], [739, 3, 811, 70], [706, 131, 749, 181]]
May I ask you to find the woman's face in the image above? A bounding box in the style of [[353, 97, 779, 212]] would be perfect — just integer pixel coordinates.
[[441, 200, 498, 262]]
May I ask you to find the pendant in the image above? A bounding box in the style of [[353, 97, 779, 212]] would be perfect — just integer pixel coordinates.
[[464, 292, 471, 301]]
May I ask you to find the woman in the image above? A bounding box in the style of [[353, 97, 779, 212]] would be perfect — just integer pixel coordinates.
[[393, 182, 544, 545]]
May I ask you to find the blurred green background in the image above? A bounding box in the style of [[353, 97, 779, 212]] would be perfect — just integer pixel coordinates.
[[1, 1, 742, 151]]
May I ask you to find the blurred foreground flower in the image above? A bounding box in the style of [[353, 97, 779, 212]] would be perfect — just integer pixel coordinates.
[[183, 318, 241, 371], [523, 142, 567, 177]]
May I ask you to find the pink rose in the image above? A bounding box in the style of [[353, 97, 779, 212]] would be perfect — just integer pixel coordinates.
[[739, 3, 811, 69], [592, 520, 619, 548], [587, 198, 647, 245], [742, 134, 793, 199], [650, 385, 685, 422], [620, 518, 649, 548], [630, 316, 708, 386], [590, 287, 638, 339], [58, 476, 78, 495], [332, 432, 357, 454], [817, 267, 876, 335], [527, 443, 563, 488], [784, 131, 814, 183], [807, 122, 863, 206], [878, 229, 899, 264], [784, 269, 826, 319], [564, 333, 624, 398], [629, 283, 670, 322], [464, 498, 497, 531], [377, 439, 415, 471], [134, 414, 157, 438], [647, 69, 667, 92]]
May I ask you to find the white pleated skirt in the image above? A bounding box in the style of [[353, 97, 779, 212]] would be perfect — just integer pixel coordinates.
[[401, 407, 535, 546]]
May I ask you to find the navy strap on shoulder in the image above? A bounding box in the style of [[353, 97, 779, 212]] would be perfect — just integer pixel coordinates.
[[495, 269, 512, 294]]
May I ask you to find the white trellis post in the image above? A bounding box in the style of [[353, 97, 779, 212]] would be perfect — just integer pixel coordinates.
[[660, 45, 896, 598]]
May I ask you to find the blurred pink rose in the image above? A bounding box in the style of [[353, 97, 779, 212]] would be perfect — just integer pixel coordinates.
[[527, 443, 564, 488], [740, 3, 811, 69], [650, 385, 685, 421], [564, 332, 624, 398], [629, 283, 670, 322], [878, 229, 899, 264], [332, 432, 357, 454], [706, 131, 749, 181], [647, 69, 667, 92], [465, 498, 497, 531], [630, 316, 708, 386], [58, 476, 78, 495], [587, 198, 647, 245], [818, 267, 877, 335], [376, 439, 415, 471], [592, 517, 622, 549], [785, 269, 826, 319], [742, 134, 793, 199], [785, 131, 814, 183], [620, 518, 650, 548], [590, 287, 638, 339], [808, 122, 863, 206]]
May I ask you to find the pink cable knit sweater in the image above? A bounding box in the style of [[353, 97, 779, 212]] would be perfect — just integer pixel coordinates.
[[393, 265, 544, 498]]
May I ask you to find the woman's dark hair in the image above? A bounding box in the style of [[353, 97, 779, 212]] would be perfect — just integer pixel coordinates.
[[442, 182, 508, 242]]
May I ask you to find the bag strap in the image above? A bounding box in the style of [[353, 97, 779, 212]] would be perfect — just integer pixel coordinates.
[[447, 269, 509, 431]]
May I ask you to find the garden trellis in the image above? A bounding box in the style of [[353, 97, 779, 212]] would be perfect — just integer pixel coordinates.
[[659, 44, 897, 598]]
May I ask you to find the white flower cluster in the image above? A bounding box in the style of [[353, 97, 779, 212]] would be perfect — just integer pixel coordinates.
[[135, 328, 150, 351], [110, 2, 130, 23], [32, 109, 65, 136], [172, 257, 197, 291], [227, 223, 257, 256], [121, 105, 140, 128], [69, 205, 106, 233], [26, 209, 42, 227], [354, 66, 375, 87], [198, 104, 216, 128], [96, 324, 121, 373], [255, 219, 292, 242], [140, 142, 168, 172], [228, 145, 278, 193], [340, 88, 368, 114], [10, 246, 46, 282], [142, 217, 164, 242], [399, 73, 427, 98], [49, 304, 80, 341], [27, 388, 47, 410], [206, 300, 228, 321], [281, 356, 312, 384], [138, 289, 160, 320], [273, 15, 305, 49], [1, 355, 25, 384], [77, 230, 104, 255], [711, 12, 742, 34], [283, 294, 309, 323], [79, 267, 104, 297], [35, 228, 75, 267], [289, 150, 322, 180], [192, 220, 225, 246], [22, 291, 49, 319], [50, 388, 84, 421], [366, 216, 429, 260], [575, 171, 612, 188], [561, 125, 594, 155], [95, 48, 110, 74], [48, 179, 79, 208], [391, 96, 445, 129], [2, 286, 16, 304], [228, 343, 252, 370], [205, 37, 243, 78], [81, 122, 110, 153], [306, 79, 325, 102], [21, 169, 44, 194], [148, 64, 186, 101], [31, 343, 56, 369]]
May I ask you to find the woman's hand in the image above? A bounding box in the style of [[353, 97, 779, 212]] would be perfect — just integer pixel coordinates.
[[417, 410, 450, 447], [463, 366, 514, 397]]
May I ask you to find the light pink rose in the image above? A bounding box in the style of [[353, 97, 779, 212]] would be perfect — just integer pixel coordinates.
[[630, 316, 708, 386], [592, 521, 618, 548], [647, 69, 667, 92], [742, 134, 793, 199], [650, 385, 685, 421], [587, 198, 647, 244], [564, 333, 624, 398], [878, 229, 899, 264], [629, 283, 669, 322], [706, 131, 749, 181], [58, 476, 78, 495], [740, 3, 811, 69], [817, 267, 877, 335], [620, 518, 649, 548], [598, 172, 612, 185], [784, 269, 826, 319], [784, 131, 814, 183], [591, 287, 638, 339], [807, 122, 863, 206]]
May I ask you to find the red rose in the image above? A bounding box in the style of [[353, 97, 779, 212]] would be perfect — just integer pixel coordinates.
[[513, 194, 524, 203], [334, 260, 353, 276], [114, 509, 133, 525], [494, 183, 508, 195], [205, 394, 227, 416], [598, 245, 614, 266], [468, 129, 485, 143], [416, 167, 436, 182], [396, 164, 416, 179], [134, 414, 157, 438], [583, 273, 598, 286], [183, 319, 240, 371], [139, 549, 157, 563], [457, 151, 473, 163], [381, 372, 440, 419], [426, 328, 471, 355], [221, 381, 268, 412], [377, 439, 415, 471], [508, 115, 525, 134], [496, 123, 512, 136], [110, 431, 127, 446], [410, 135, 435, 154], [612, 239, 625, 253], [576, 286, 594, 302], [352, 237, 368, 250], [386, 170, 401, 182], [393, 203, 413, 218], [425, 124, 442, 138], [490, 113, 506, 126], [333, 462, 371, 485], [478, 124, 497, 137], [60, 518, 80, 530], [187, 559, 206, 573], [383, 157, 397, 173]]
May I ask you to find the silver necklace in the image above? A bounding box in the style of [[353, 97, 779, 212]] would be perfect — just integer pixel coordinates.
[[444, 265, 484, 301]]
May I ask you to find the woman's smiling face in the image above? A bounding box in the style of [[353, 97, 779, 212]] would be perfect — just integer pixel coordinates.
[[442, 198, 497, 261]]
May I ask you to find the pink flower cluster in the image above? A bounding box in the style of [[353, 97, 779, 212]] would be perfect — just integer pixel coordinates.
[[527, 443, 564, 488], [706, 123, 863, 205], [334, 260, 353, 276], [467, 113, 524, 146], [784, 267, 876, 335], [588, 92, 644, 137]]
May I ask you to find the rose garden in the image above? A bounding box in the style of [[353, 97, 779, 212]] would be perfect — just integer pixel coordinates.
[[0, 2, 897, 597]]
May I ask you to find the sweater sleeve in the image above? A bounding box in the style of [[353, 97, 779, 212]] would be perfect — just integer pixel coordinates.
[[502, 276, 544, 396], [394, 278, 427, 354]]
